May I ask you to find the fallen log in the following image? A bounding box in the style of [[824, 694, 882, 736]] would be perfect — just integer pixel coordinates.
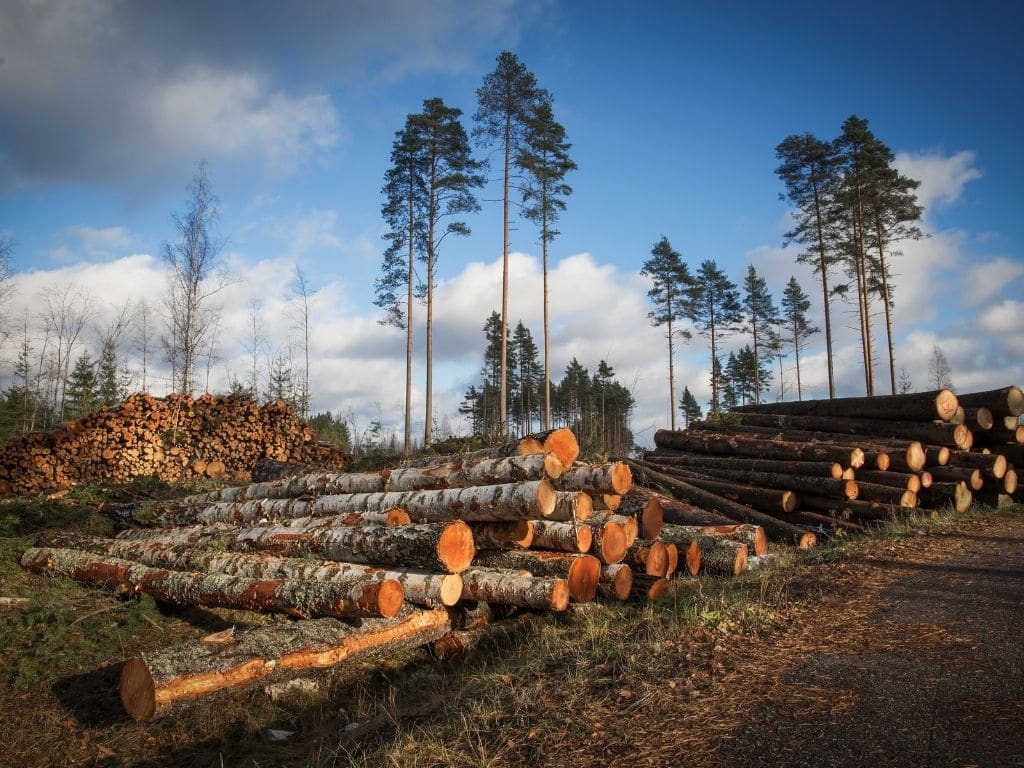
[[926, 465, 984, 491], [638, 463, 799, 513], [21, 547, 404, 619], [727, 413, 973, 450], [582, 516, 627, 564], [645, 451, 845, 479], [470, 551, 600, 601], [973, 425, 1024, 446], [672, 465, 856, 501], [469, 520, 534, 550], [657, 526, 748, 577], [623, 540, 670, 577], [554, 462, 632, 495], [850, 480, 917, 507], [629, 575, 670, 601], [852, 469, 922, 493], [657, 496, 736, 527], [952, 407, 994, 431], [798, 495, 903, 521], [119, 608, 450, 721], [615, 488, 664, 540], [626, 459, 816, 548], [459, 569, 569, 611], [590, 494, 621, 511], [945, 450, 1007, 479], [917, 481, 973, 513], [400, 428, 579, 472], [548, 491, 593, 522], [955, 386, 1024, 418], [652, 431, 865, 468], [598, 563, 633, 601], [731, 388, 959, 422], [528, 520, 592, 553]]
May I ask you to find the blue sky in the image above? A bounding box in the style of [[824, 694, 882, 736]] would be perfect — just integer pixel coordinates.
[[1, 0, 1021, 445]]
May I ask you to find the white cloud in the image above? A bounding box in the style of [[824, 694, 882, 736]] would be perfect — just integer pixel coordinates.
[[893, 149, 982, 212], [961, 257, 1024, 308]]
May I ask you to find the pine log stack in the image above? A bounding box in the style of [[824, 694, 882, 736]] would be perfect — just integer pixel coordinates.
[[643, 385, 1023, 535], [19, 425, 783, 720], [0, 392, 352, 496]]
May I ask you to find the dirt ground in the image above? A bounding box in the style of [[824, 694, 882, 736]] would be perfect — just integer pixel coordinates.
[[696, 513, 1024, 767]]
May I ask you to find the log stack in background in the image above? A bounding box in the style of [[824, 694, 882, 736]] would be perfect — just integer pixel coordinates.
[[20, 427, 772, 720], [639, 385, 1022, 536], [0, 392, 352, 495]]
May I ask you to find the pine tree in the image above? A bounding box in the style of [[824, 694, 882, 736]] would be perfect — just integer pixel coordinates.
[[266, 352, 294, 406], [898, 367, 913, 395], [775, 133, 840, 398], [596, 359, 614, 449], [685, 260, 743, 415], [519, 101, 575, 429], [511, 321, 541, 436], [780, 276, 819, 401], [641, 236, 693, 430], [679, 386, 703, 428], [96, 336, 121, 407], [742, 266, 780, 404], [474, 51, 550, 437]]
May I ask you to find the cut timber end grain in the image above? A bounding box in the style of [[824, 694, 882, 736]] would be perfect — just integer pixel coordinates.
[[459, 569, 570, 611], [549, 491, 592, 522], [630, 575, 669, 602], [538, 428, 581, 470], [470, 520, 534, 549], [437, 521, 477, 572], [528, 519, 592, 553], [599, 563, 633, 601]]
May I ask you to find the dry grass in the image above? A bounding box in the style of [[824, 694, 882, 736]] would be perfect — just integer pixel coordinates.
[[0, 489, 1019, 768]]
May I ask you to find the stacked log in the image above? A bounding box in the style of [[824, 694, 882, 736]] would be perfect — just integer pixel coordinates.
[[641, 386, 1022, 536], [0, 392, 352, 495]]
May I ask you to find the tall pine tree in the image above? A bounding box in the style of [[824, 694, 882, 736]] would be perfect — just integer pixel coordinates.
[[685, 260, 743, 415], [474, 51, 550, 437], [780, 276, 819, 401], [742, 265, 779, 404], [641, 236, 693, 430]]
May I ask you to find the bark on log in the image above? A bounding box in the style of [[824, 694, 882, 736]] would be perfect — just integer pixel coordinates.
[[651, 431, 864, 468], [553, 462, 632, 495], [469, 521, 534, 550], [731, 388, 959, 422], [657, 525, 748, 577], [852, 469, 922, 493], [458, 568, 569, 611], [470, 551, 600, 601], [582, 517, 627, 564], [626, 460, 816, 548], [623, 540, 670, 577], [41, 533, 463, 608], [629, 575, 670, 602], [590, 494, 621, 511], [21, 547, 404, 619], [945, 450, 1007, 479], [674, 465, 856, 501], [850, 480, 918, 506], [926, 465, 985, 491], [953, 407, 995, 431], [973, 425, 1024, 445], [528, 520, 592, 553], [657, 496, 736, 527], [615, 488, 664, 540], [645, 451, 845, 479], [917, 481, 973, 513], [639, 463, 799, 513], [400, 428, 579, 472], [548, 491, 593, 522], [955, 386, 1024, 418], [727, 412, 973, 450], [119, 608, 450, 721], [386, 453, 559, 489], [667, 524, 767, 557], [194, 499, 409, 527], [598, 563, 633, 601], [798, 495, 904, 521]]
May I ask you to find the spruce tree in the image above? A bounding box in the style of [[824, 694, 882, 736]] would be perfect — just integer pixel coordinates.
[[679, 386, 703, 428], [641, 236, 693, 430], [474, 51, 550, 437], [97, 337, 121, 407], [780, 276, 819, 401], [742, 266, 780, 404], [511, 321, 541, 435], [519, 101, 575, 429], [685, 260, 743, 415], [65, 352, 98, 420], [775, 133, 840, 398]]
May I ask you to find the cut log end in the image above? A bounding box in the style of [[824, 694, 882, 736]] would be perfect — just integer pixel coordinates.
[[567, 555, 601, 601], [120, 657, 157, 721], [600, 564, 633, 600], [576, 524, 593, 553], [753, 527, 768, 557], [536, 479, 557, 517], [935, 389, 959, 421], [797, 532, 817, 549], [376, 580, 405, 618], [549, 580, 571, 611], [542, 428, 580, 470], [1008, 386, 1024, 417], [384, 508, 412, 525], [543, 452, 566, 479], [684, 541, 701, 577], [905, 443, 926, 472], [438, 521, 476, 573], [610, 462, 633, 495], [850, 448, 866, 469], [438, 574, 464, 607]]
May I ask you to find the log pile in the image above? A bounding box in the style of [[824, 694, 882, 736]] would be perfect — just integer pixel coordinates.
[[0, 392, 352, 495], [21, 427, 771, 720], [641, 386, 1022, 536]]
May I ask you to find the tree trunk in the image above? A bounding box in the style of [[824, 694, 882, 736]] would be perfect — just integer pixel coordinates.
[[657, 496, 736, 527], [917, 481, 973, 513], [626, 460, 816, 548], [468, 520, 534, 550], [553, 461, 632, 495], [615, 488, 664, 540], [119, 608, 450, 721], [581, 517, 627, 564], [21, 547, 404, 619], [598, 563, 632, 601], [629, 574, 670, 602], [852, 469, 921, 492], [662, 524, 766, 557], [954, 386, 1024, 418], [623, 540, 670, 577], [728, 412, 972, 448], [387, 453, 561, 489], [646, 451, 845, 479], [528, 520, 592, 553], [669, 464, 856, 501], [653, 430, 865, 468], [459, 568, 569, 611], [945, 450, 1007, 479], [637, 463, 799, 513], [926, 465, 984, 491], [733, 389, 958, 422], [657, 525, 748, 577], [470, 551, 600, 601], [548, 490, 593, 522]]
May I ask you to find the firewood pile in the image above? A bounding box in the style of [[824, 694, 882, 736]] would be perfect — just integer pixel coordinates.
[[635, 386, 1022, 538], [20, 427, 768, 721], [0, 392, 351, 495]]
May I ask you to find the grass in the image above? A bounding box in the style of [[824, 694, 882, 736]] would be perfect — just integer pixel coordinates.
[[0, 482, 1019, 767]]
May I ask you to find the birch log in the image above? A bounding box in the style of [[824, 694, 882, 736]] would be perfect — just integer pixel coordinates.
[[459, 569, 569, 611], [471, 551, 600, 602], [528, 520, 592, 553]]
